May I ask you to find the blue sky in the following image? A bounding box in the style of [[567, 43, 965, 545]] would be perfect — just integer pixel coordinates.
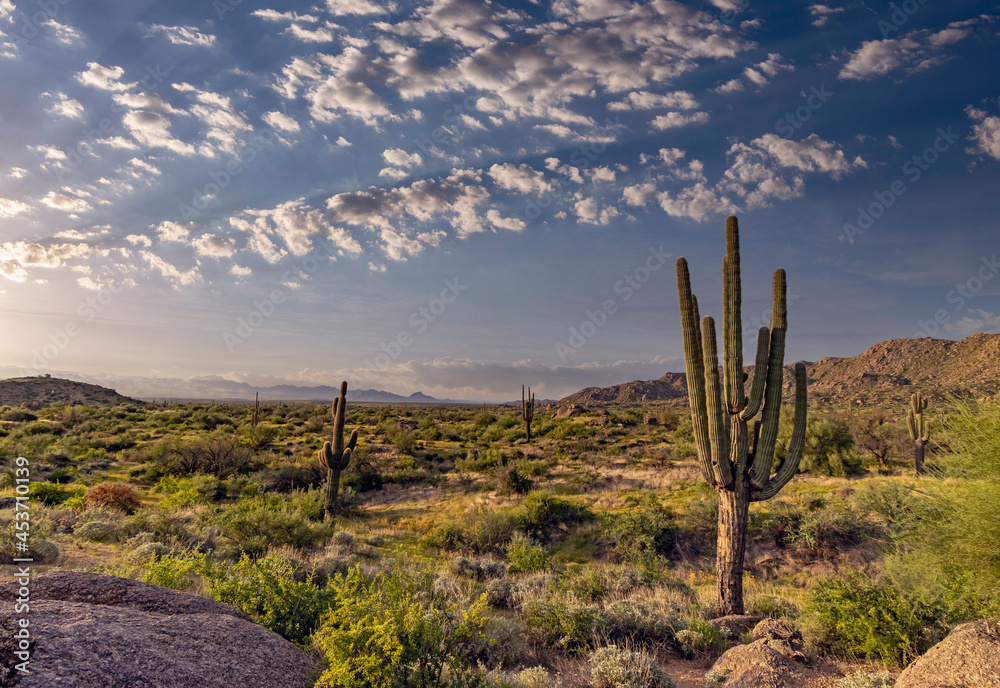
[[0, 0, 998, 401]]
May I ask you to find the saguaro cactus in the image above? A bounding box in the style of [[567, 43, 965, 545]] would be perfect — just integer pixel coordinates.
[[676, 215, 807, 615], [907, 390, 930, 474], [522, 385, 535, 443], [319, 381, 358, 519]]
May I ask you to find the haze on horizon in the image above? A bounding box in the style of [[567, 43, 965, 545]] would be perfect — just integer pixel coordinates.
[[0, 0, 998, 401]]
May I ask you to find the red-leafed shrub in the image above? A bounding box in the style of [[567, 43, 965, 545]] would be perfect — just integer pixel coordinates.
[[86, 483, 142, 514]]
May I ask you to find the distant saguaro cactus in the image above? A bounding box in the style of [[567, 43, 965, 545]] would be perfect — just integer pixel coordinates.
[[907, 390, 930, 475], [522, 385, 535, 443], [318, 381, 358, 519], [676, 215, 807, 615]]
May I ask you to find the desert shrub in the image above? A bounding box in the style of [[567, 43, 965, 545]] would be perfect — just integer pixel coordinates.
[[484, 579, 521, 609], [518, 460, 551, 478], [201, 552, 334, 646], [497, 464, 534, 495], [456, 447, 507, 472], [75, 520, 117, 542], [427, 508, 519, 555], [312, 566, 490, 688], [215, 494, 333, 554], [129, 542, 169, 562], [836, 672, 895, 688], [805, 570, 946, 667], [86, 483, 142, 514], [392, 428, 417, 455], [28, 481, 80, 506], [341, 465, 384, 492], [516, 491, 591, 541], [243, 424, 280, 451], [522, 596, 606, 654], [156, 435, 259, 478], [601, 599, 684, 645], [783, 415, 863, 477], [588, 645, 676, 688], [678, 617, 727, 654], [605, 495, 676, 567], [2, 410, 37, 422], [506, 532, 549, 574]]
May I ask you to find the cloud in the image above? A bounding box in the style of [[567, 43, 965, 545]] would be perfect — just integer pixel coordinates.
[[0, 198, 30, 217], [41, 190, 91, 214], [125, 234, 152, 247], [123, 110, 197, 155], [607, 90, 698, 111], [808, 4, 844, 27], [263, 111, 301, 133], [326, 0, 395, 15], [77, 62, 136, 91], [574, 197, 620, 225], [193, 233, 237, 258], [488, 163, 553, 195], [114, 92, 184, 114], [966, 104, 1000, 160], [387, 0, 522, 48], [252, 9, 320, 22], [382, 148, 423, 168], [285, 23, 336, 42], [739, 133, 864, 179], [47, 93, 85, 119], [743, 53, 794, 86], [141, 251, 202, 287], [149, 24, 217, 47], [0, 241, 92, 282], [43, 19, 82, 45], [173, 83, 251, 154], [155, 221, 191, 242], [651, 111, 710, 130], [839, 18, 989, 80], [485, 209, 525, 231], [230, 264, 252, 276], [243, 199, 363, 257]]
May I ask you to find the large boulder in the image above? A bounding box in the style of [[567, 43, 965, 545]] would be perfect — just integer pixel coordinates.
[[709, 614, 764, 640], [0, 571, 317, 688], [896, 618, 1000, 688], [707, 640, 794, 688]]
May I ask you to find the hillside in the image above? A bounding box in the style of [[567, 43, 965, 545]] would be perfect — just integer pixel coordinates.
[[561, 333, 1000, 407], [0, 376, 139, 408]]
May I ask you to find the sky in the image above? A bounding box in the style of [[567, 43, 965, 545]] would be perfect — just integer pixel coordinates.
[[0, 0, 999, 402]]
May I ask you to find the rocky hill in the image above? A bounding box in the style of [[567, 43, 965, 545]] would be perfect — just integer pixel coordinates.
[[561, 333, 1000, 407], [0, 376, 139, 408]]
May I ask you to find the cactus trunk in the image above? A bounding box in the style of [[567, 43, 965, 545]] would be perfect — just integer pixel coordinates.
[[676, 215, 807, 615], [319, 381, 358, 520], [907, 391, 930, 475], [522, 385, 535, 444]]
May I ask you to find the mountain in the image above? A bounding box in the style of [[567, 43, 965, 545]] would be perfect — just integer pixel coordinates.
[[0, 376, 140, 407], [560, 333, 1000, 407]]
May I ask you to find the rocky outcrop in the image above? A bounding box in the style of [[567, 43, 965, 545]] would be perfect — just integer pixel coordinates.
[[707, 640, 795, 687], [0, 571, 317, 688], [896, 618, 1000, 688]]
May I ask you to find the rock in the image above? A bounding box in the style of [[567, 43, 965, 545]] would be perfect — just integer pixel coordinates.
[[896, 618, 1000, 688], [710, 614, 764, 639], [0, 571, 316, 688], [645, 416, 659, 425], [750, 618, 805, 662], [708, 640, 794, 687], [751, 618, 794, 641], [555, 404, 586, 418], [0, 496, 16, 509]]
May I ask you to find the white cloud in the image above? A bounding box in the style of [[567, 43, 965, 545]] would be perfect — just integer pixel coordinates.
[[607, 90, 698, 111], [286, 23, 336, 42], [326, 0, 395, 15], [744, 53, 794, 86], [193, 233, 237, 258], [41, 191, 91, 214], [7, 167, 27, 179], [123, 110, 197, 155], [125, 234, 152, 247], [263, 111, 301, 132], [149, 24, 216, 47], [740, 133, 864, 179], [485, 209, 526, 231], [252, 9, 320, 22], [244, 199, 363, 257], [173, 83, 251, 155], [77, 62, 136, 91], [114, 92, 184, 114], [155, 221, 190, 242], [966, 104, 1000, 160], [715, 78, 744, 94], [0, 198, 30, 217], [488, 163, 553, 195], [47, 93, 85, 119], [651, 111, 710, 130], [839, 19, 988, 80], [808, 4, 844, 27], [382, 148, 423, 168], [43, 19, 82, 45], [574, 197, 620, 225], [230, 264, 252, 276], [141, 251, 201, 287], [0, 241, 91, 281], [335, 136, 352, 146]]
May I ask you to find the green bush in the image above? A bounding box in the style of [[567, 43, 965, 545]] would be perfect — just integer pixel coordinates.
[[515, 491, 591, 541], [522, 596, 605, 654], [28, 481, 80, 506], [215, 495, 332, 554], [785, 415, 863, 477], [806, 570, 945, 667], [605, 495, 676, 567], [506, 532, 548, 574], [497, 464, 533, 495], [312, 566, 489, 688], [201, 553, 334, 646]]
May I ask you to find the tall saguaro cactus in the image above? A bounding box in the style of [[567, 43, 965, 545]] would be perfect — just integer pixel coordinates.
[[522, 385, 535, 443], [319, 381, 358, 519], [907, 391, 930, 475], [676, 215, 808, 615]]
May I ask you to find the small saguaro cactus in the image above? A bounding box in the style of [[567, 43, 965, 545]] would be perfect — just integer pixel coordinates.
[[318, 381, 358, 519], [907, 390, 930, 474], [251, 392, 260, 428], [522, 385, 535, 443], [676, 215, 807, 616]]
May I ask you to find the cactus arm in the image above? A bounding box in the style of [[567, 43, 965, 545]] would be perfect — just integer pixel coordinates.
[[907, 408, 917, 440], [319, 441, 333, 469], [723, 216, 745, 415], [752, 362, 807, 502], [703, 315, 733, 488], [677, 257, 716, 484], [740, 327, 771, 421], [749, 269, 787, 490]]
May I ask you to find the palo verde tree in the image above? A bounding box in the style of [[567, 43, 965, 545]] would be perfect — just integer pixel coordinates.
[[522, 385, 535, 443], [318, 381, 358, 519], [907, 390, 930, 474], [675, 215, 807, 615]]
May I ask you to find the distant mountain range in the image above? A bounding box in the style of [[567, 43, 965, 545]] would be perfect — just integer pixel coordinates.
[[560, 333, 1000, 408]]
